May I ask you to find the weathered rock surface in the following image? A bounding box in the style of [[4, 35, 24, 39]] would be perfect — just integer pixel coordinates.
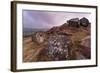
[[44, 33, 72, 61]]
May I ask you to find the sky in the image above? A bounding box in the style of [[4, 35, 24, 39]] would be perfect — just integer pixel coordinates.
[[22, 10, 91, 29]]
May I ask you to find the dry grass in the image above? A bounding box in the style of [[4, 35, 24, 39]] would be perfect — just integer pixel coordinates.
[[23, 36, 46, 62]]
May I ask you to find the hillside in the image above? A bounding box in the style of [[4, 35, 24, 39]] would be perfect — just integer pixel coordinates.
[[23, 18, 91, 62]]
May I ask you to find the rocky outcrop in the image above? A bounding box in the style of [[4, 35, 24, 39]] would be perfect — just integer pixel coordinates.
[[67, 17, 90, 28]]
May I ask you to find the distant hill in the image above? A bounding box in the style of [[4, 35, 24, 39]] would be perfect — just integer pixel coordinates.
[[23, 28, 49, 37], [23, 28, 49, 32]]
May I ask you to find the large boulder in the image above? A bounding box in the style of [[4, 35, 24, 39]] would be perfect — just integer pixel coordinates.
[[67, 18, 80, 28], [32, 32, 47, 44], [80, 17, 90, 27], [45, 33, 72, 61]]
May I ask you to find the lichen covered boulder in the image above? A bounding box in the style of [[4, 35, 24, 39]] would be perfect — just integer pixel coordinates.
[[45, 33, 72, 61]]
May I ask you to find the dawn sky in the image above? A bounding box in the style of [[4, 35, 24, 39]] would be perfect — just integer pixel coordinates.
[[22, 10, 91, 29]]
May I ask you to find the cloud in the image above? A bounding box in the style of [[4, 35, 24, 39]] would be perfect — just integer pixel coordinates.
[[23, 10, 91, 29]]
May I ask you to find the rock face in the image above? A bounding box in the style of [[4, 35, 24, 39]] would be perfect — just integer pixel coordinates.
[[44, 33, 72, 61]]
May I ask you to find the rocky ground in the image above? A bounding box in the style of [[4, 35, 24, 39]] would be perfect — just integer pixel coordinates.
[[23, 21, 91, 62]]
